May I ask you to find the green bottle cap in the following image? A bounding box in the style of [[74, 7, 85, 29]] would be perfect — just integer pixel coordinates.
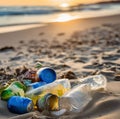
[[1, 89, 14, 101]]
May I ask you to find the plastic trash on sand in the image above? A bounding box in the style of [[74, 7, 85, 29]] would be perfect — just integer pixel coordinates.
[[25, 79, 71, 105], [59, 84, 92, 113], [7, 96, 33, 114], [1, 81, 26, 101], [79, 74, 107, 91], [51, 74, 107, 116]]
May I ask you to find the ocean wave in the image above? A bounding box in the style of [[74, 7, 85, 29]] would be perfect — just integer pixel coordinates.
[[0, 6, 61, 16], [0, 2, 120, 16]]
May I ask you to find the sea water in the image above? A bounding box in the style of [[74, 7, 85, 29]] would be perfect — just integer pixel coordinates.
[[0, 2, 120, 33]]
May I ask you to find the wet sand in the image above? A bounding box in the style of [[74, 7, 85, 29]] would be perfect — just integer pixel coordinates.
[[0, 14, 120, 119]]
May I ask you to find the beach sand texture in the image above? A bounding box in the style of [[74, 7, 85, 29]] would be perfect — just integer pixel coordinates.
[[0, 14, 120, 119]]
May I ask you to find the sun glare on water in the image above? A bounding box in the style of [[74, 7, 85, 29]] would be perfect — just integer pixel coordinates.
[[55, 13, 78, 22]]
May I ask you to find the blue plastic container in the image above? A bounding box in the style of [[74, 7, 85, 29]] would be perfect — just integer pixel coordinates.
[[37, 67, 56, 83], [7, 96, 33, 114]]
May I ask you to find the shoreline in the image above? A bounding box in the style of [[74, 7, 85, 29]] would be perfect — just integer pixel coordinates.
[[0, 24, 46, 34], [0, 14, 120, 47], [0, 12, 120, 34]]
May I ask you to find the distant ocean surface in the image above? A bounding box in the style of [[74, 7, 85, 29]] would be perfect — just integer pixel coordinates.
[[0, 2, 120, 28]]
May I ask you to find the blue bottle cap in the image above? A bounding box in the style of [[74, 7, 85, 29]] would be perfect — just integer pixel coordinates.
[[37, 67, 56, 83]]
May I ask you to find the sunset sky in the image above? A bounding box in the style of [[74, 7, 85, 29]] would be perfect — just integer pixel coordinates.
[[0, 0, 109, 6]]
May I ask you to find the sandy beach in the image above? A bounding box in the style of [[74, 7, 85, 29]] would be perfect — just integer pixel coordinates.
[[0, 14, 120, 119]]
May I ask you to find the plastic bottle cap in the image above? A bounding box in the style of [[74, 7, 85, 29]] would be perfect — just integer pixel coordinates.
[[1, 89, 14, 100], [37, 67, 56, 83]]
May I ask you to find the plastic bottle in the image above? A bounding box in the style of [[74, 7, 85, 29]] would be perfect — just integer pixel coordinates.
[[27, 81, 47, 91], [0, 79, 16, 94], [51, 74, 107, 116], [25, 79, 71, 105], [78, 74, 107, 91], [8, 96, 33, 114], [37, 93, 59, 112], [1, 81, 26, 100], [0, 83, 9, 95], [59, 84, 92, 113]]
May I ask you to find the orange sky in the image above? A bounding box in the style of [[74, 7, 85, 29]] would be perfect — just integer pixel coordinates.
[[0, 0, 108, 6]]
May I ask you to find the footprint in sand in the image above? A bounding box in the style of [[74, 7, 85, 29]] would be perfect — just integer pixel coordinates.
[[0, 46, 15, 52], [75, 57, 89, 63], [53, 64, 71, 70], [114, 75, 120, 81], [102, 54, 120, 61]]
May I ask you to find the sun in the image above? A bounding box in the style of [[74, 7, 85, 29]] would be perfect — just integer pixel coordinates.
[[60, 3, 69, 8]]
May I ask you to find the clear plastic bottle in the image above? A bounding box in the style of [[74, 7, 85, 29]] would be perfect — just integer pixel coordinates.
[[78, 74, 107, 91], [59, 84, 92, 113], [51, 74, 107, 116], [25, 79, 71, 105]]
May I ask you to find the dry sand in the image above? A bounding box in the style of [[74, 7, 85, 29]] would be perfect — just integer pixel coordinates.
[[0, 14, 120, 119]]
